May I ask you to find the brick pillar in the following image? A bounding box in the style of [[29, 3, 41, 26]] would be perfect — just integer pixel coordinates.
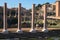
[[17, 3, 23, 33], [42, 5, 48, 32], [56, 1, 60, 17], [30, 4, 36, 33], [3, 3, 8, 33]]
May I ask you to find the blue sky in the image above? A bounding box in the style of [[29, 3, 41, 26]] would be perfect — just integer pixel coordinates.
[[0, 0, 56, 9]]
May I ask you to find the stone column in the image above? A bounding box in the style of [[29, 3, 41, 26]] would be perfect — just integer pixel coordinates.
[[42, 5, 48, 32], [16, 3, 23, 33], [30, 4, 36, 33], [3, 3, 8, 33], [56, 1, 60, 17]]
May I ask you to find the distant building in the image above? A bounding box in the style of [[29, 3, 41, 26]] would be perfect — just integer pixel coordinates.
[[0, 0, 60, 27], [0, 6, 31, 23]]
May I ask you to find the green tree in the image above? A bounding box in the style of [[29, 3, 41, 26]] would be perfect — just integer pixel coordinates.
[[45, 2, 50, 4], [29, 9, 32, 12], [35, 4, 42, 10]]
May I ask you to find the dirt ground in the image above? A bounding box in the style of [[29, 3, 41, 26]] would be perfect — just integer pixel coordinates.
[[0, 28, 60, 32]]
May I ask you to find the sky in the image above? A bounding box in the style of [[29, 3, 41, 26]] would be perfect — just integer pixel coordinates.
[[0, 0, 56, 9]]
